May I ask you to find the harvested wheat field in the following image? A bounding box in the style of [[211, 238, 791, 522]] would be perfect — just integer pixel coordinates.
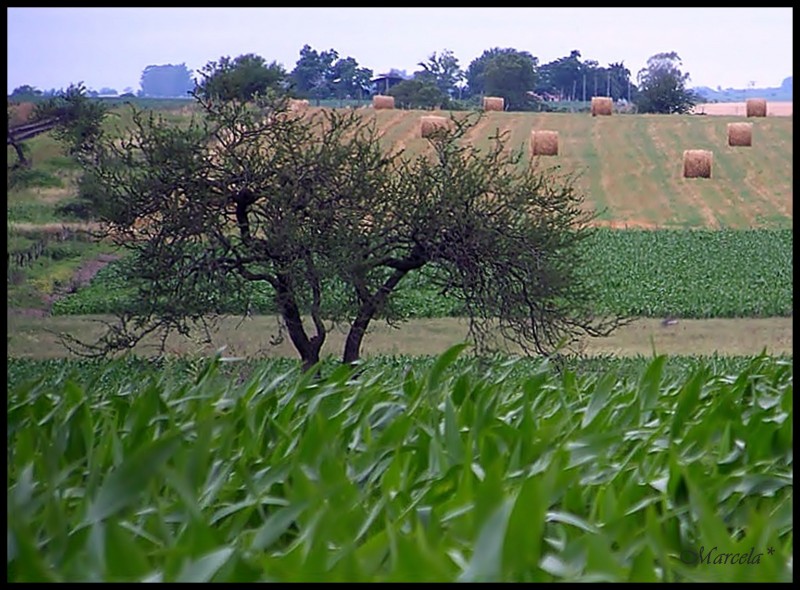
[[691, 101, 792, 116], [33, 102, 790, 231], [354, 108, 791, 229]]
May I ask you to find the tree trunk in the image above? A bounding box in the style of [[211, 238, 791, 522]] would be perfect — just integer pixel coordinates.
[[9, 139, 29, 168], [275, 276, 322, 372], [343, 314, 371, 365], [343, 267, 417, 364]]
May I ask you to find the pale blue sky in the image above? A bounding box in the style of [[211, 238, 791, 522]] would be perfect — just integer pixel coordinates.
[[7, 7, 793, 95]]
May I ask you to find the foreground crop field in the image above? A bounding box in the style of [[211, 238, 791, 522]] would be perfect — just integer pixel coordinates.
[[6, 350, 793, 582]]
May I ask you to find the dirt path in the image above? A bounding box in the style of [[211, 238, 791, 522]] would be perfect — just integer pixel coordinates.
[[9, 252, 121, 318]]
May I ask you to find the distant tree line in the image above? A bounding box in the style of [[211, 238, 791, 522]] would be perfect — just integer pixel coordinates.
[[9, 46, 701, 114]]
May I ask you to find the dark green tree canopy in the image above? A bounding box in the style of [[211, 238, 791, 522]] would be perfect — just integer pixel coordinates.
[[289, 44, 339, 99], [139, 63, 195, 98], [288, 45, 372, 101], [197, 54, 287, 102], [537, 50, 585, 101], [482, 52, 539, 110], [415, 49, 464, 99], [467, 48, 520, 97], [635, 52, 699, 114], [328, 56, 373, 100], [9, 85, 43, 100], [388, 79, 447, 110], [534, 51, 637, 104], [34, 82, 109, 158], [605, 61, 636, 102], [465, 48, 538, 110]]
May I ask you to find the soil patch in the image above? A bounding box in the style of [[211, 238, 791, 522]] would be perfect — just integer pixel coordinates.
[[8, 252, 121, 317]]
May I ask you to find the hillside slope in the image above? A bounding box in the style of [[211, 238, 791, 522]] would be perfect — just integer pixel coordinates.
[[359, 109, 793, 229]]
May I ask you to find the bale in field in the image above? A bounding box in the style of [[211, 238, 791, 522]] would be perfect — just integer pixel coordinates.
[[420, 115, 451, 138], [288, 98, 310, 112], [483, 96, 505, 111], [373, 95, 395, 110], [530, 130, 559, 156], [727, 122, 752, 147], [683, 149, 713, 178], [746, 98, 767, 117], [591, 96, 613, 116]]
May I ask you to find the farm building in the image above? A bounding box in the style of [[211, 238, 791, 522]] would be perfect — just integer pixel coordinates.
[[371, 71, 407, 96]]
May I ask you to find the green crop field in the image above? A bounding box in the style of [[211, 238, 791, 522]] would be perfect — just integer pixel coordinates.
[[6, 101, 793, 582], [6, 350, 793, 582], [47, 227, 792, 320]]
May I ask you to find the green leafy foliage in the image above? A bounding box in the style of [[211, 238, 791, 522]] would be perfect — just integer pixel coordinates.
[[7, 351, 792, 582], [581, 228, 793, 317]]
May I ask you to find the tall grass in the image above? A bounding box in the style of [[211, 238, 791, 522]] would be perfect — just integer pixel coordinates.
[[7, 349, 793, 582]]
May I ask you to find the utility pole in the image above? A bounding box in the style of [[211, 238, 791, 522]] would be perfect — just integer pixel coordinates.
[[582, 74, 586, 102]]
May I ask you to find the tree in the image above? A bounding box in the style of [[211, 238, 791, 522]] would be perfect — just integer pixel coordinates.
[[9, 85, 42, 100], [7, 83, 107, 174], [34, 82, 109, 157], [538, 50, 584, 101], [197, 54, 287, 102], [388, 79, 446, 109], [290, 44, 339, 99], [6, 109, 31, 170], [139, 63, 195, 98], [415, 49, 464, 98], [30, 83, 110, 214], [466, 48, 516, 97], [635, 52, 698, 114], [483, 52, 539, 110], [57, 92, 628, 369], [329, 56, 373, 100], [466, 48, 538, 110], [605, 61, 636, 102]]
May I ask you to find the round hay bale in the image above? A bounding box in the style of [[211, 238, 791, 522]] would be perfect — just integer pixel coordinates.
[[746, 98, 767, 117], [591, 96, 613, 116], [373, 95, 395, 110], [420, 115, 450, 138], [288, 98, 310, 112], [727, 122, 752, 147], [483, 96, 505, 111], [530, 130, 559, 156], [683, 149, 713, 179]]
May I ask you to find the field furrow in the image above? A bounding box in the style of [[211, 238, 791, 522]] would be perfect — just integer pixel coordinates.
[[739, 117, 794, 224]]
